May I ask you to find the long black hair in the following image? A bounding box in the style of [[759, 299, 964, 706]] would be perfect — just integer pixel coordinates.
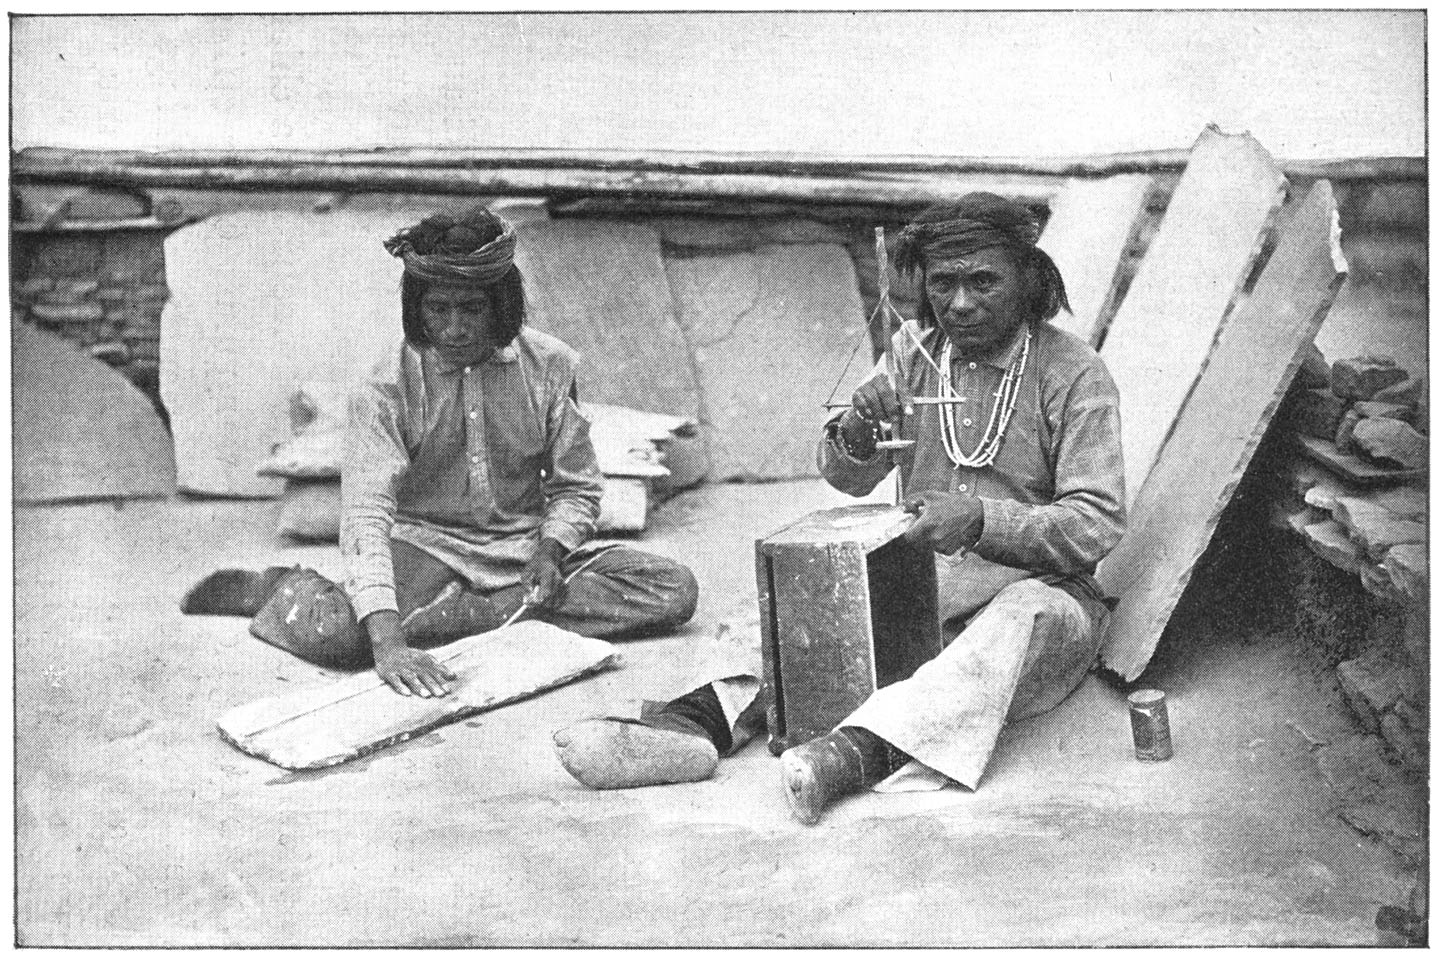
[[396, 206, 527, 348]]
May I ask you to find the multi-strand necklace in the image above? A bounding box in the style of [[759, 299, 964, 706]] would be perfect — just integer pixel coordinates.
[[936, 329, 1031, 469]]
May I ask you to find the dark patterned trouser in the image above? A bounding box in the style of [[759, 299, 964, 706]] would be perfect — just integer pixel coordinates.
[[248, 541, 699, 669]]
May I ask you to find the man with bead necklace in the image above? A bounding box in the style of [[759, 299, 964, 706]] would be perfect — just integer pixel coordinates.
[[184, 206, 699, 697], [554, 193, 1126, 825]]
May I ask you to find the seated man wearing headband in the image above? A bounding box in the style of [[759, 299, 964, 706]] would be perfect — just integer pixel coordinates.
[[553, 193, 1125, 825], [185, 207, 698, 698]]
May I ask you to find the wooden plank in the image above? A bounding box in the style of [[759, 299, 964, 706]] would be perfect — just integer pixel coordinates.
[[1040, 174, 1152, 346], [1294, 435, 1427, 487], [1100, 127, 1287, 505], [13, 323, 176, 504], [1099, 180, 1347, 679], [217, 622, 617, 771], [514, 220, 700, 418]]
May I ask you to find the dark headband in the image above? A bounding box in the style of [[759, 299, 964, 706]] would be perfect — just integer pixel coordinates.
[[892, 216, 1040, 275]]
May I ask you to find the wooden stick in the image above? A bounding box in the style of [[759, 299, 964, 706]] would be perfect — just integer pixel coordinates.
[[824, 396, 969, 410]]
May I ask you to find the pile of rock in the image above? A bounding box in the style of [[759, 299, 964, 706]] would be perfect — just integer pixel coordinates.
[[1272, 352, 1428, 773]]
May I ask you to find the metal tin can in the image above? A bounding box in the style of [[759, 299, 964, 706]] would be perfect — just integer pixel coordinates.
[[1128, 689, 1173, 761]]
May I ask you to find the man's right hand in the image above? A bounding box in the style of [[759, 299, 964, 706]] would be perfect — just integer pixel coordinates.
[[364, 609, 457, 698], [850, 374, 912, 424], [375, 645, 457, 698]]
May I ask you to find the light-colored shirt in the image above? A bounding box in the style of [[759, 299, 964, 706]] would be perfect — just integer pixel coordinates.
[[819, 319, 1126, 599], [341, 328, 603, 622]]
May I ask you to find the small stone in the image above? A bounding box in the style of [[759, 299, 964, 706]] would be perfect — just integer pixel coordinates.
[[17, 277, 55, 296], [1337, 648, 1410, 726], [1360, 563, 1403, 603], [1353, 418, 1427, 470], [1332, 356, 1409, 400], [95, 285, 130, 303], [29, 301, 103, 324], [1381, 711, 1428, 772], [1303, 480, 1350, 513], [1335, 408, 1363, 454], [1353, 401, 1413, 423], [1382, 544, 1428, 603], [1372, 485, 1427, 522], [1303, 519, 1363, 573], [1374, 374, 1424, 406]]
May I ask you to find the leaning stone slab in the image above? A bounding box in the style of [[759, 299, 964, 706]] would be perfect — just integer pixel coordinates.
[[1353, 417, 1428, 470], [1331, 355, 1409, 400], [667, 243, 870, 480]]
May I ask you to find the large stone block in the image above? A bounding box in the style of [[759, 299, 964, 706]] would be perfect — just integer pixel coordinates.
[[514, 220, 698, 418], [666, 243, 871, 481], [13, 322, 175, 503], [161, 207, 440, 496]]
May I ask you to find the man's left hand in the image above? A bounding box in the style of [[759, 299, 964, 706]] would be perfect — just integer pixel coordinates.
[[902, 491, 984, 555], [522, 538, 568, 609]]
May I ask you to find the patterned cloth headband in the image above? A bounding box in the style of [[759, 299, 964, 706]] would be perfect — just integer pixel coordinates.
[[383, 222, 517, 285]]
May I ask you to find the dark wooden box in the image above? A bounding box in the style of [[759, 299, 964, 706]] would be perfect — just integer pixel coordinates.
[[756, 504, 942, 752]]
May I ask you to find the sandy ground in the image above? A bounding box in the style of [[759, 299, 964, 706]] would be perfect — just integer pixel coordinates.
[[15, 479, 1417, 947]]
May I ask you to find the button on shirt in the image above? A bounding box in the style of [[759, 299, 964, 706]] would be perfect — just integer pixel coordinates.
[[820, 320, 1126, 596], [341, 328, 603, 621]]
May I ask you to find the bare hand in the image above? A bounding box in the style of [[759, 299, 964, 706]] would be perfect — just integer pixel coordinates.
[[851, 374, 913, 423], [902, 491, 984, 555], [375, 645, 457, 698], [522, 538, 567, 610]]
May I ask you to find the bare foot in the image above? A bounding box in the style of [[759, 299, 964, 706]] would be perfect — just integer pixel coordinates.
[[553, 719, 718, 790]]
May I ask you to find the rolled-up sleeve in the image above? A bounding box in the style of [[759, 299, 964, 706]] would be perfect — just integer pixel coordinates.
[[974, 365, 1127, 576], [340, 372, 410, 622], [539, 364, 602, 551]]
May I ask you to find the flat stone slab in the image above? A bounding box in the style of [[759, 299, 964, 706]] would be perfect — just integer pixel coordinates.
[[161, 207, 440, 497], [14, 322, 176, 504], [514, 219, 699, 418], [667, 243, 871, 481]]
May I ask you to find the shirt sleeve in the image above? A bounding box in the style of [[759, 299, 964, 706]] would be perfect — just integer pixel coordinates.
[[539, 361, 602, 552], [340, 360, 411, 622], [973, 362, 1127, 576], [816, 357, 894, 496]]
